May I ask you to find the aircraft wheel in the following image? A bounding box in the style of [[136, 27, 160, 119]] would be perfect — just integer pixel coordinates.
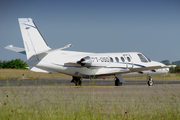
[[75, 78, 82, 86], [115, 78, 122, 86], [72, 76, 82, 86], [147, 77, 154, 86]]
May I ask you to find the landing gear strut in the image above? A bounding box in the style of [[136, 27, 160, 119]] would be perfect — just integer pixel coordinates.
[[147, 76, 154, 86], [71, 76, 82, 86], [115, 77, 122, 86]]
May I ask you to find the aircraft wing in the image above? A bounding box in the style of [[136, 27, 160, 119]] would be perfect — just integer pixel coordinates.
[[64, 61, 176, 73], [95, 65, 176, 76], [129, 65, 176, 72], [5, 45, 26, 55]]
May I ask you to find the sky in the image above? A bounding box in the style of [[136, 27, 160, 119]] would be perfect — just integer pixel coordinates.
[[0, 0, 180, 63]]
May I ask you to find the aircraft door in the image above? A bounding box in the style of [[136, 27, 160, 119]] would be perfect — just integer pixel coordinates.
[[123, 54, 133, 68]]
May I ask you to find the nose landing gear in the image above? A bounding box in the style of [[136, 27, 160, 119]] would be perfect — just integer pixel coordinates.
[[147, 76, 154, 86]]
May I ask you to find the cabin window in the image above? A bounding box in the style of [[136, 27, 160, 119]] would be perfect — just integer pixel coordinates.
[[121, 57, 125, 62], [138, 54, 148, 62], [110, 57, 114, 62], [115, 57, 119, 62], [127, 57, 131, 62]]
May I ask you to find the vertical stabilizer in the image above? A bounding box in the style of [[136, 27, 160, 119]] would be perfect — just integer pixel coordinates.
[[18, 18, 51, 60]]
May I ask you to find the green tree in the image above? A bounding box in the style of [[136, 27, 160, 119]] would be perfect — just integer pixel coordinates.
[[0, 60, 2, 68], [175, 65, 180, 73], [0, 59, 28, 69], [169, 64, 180, 73]]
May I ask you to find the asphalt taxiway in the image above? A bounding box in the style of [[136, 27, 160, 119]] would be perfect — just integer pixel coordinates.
[[0, 78, 180, 87]]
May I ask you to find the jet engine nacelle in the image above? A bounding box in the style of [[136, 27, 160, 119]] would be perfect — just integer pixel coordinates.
[[77, 56, 110, 68]]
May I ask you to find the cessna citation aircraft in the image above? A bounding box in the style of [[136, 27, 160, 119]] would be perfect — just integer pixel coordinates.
[[5, 18, 175, 86]]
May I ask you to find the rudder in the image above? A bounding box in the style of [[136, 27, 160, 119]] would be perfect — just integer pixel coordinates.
[[18, 18, 51, 60]]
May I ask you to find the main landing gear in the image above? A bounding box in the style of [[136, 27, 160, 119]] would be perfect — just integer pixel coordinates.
[[147, 76, 154, 86], [71, 76, 154, 86], [115, 77, 122, 86], [71, 76, 82, 86]]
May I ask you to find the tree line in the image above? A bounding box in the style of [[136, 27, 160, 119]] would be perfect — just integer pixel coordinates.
[[161, 60, 180, 66], [0, 59, 28, 69], [169, 65, 180, 73], [161, 60, 180, 73]]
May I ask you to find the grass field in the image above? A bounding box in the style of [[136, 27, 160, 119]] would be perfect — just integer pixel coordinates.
[[0, 85, 180, 119], [0, 69, 71, 80], [0, 69, 180, 119]]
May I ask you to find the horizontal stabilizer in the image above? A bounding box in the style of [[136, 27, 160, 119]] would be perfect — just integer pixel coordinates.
[[46, 44, 73, 53], [35, 44, 73, 56], [4, 45, 26, 55]]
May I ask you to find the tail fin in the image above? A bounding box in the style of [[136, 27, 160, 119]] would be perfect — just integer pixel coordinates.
[[18, 18, 51, 60]]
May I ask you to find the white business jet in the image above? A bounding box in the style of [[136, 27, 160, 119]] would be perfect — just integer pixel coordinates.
[[5, 18, 175, 86]]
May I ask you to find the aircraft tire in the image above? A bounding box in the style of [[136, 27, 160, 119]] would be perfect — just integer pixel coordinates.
[[75, 79, 82, 86], [115, 78, 122, 86], [147, 79, 154, 86], [72, 76, 82, 86]]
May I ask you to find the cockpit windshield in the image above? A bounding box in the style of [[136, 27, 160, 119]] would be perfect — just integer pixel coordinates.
[[138, 54, 151, 62], [144, 54, 151, 62]]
